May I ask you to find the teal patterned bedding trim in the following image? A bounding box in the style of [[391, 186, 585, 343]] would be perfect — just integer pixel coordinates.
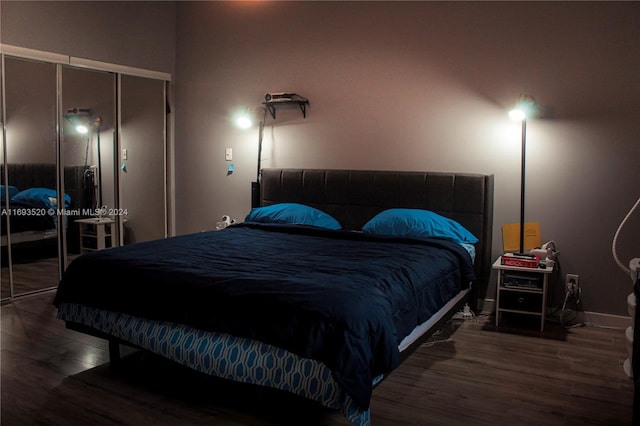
[[57, 303, 371, 426], [461, 243, 476, 263]]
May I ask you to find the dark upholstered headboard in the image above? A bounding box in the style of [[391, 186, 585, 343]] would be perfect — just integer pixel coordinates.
[[260, 168, 494, 307]]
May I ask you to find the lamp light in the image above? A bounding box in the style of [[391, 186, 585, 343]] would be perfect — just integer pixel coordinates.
[[234, 113, 253, 130], [509, 95, 536, 256], [75, 123, 89, 134], [65, 108, 92, 134], [509, 96, 535, 122]]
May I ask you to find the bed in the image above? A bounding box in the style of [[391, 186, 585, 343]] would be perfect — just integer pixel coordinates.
[[54, 168, 494, 425], [1, 163, 91, 249]]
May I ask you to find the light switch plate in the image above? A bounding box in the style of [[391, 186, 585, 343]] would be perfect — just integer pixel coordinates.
[[225, 148, 232, 161]]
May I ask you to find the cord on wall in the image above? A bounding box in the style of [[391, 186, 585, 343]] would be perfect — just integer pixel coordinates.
[[612, 196, 640, 275]]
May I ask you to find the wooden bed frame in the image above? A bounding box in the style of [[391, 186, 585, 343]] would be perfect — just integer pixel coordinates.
[[62, 167, 494, 424]]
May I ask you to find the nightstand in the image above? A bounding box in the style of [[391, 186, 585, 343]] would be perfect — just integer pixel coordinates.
[[493, 258, 554, 332], [77, 217, 114, 253]]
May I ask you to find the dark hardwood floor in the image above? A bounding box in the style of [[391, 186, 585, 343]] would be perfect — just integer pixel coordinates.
[[1, 292, 634, 425], [1, 247, 78, 299]]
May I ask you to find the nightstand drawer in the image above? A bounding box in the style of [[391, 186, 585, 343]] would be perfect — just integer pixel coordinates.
[[500, 290, 543, 313]]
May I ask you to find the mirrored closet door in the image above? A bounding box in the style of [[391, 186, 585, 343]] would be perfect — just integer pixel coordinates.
[[1, 56, 59, 298], [61, 65, 117, 268], [0, 75, 5, 300], [1, 48, 170, 302]]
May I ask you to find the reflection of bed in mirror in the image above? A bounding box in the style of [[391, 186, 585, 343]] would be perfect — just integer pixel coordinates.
[[1, 163, 93, 251]]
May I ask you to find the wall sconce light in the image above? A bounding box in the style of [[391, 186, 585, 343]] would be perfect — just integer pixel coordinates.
[[508, 95, 537, 255]]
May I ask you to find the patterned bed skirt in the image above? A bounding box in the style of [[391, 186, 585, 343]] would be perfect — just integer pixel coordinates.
[[57, 303, 372, 425]]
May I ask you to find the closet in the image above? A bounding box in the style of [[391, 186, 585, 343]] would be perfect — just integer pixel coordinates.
[[1, 46, 170, 301]]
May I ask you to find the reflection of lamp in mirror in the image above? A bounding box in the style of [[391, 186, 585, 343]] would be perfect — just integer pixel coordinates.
[[65, 108, 103, 214], [65, 107, 91, 134], [92, 115, 103, 215]]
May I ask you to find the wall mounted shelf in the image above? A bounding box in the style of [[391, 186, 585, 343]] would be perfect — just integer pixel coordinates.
[[263, 96, 309, 119]]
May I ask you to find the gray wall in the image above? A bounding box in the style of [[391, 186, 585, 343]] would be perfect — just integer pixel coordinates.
[[174, 2, 640, 316], [1, 1, 176, 75], [3, 2, 639, 316], [120, 75, 167, 244]]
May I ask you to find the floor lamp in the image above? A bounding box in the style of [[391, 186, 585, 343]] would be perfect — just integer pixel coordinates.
[[251, 116, 265, 209], [92, 116, 103, 214], [509, 95, 536, 256], [235, 107, 267, 209]]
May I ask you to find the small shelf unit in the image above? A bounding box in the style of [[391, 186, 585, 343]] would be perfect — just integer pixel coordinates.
[[493, 258, 554, 332], [77, 217, 115, 254]]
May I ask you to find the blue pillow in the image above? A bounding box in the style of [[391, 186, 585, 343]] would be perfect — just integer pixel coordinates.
[[245, 203, 341, 230], [0, 185, 20, 200], [362, 208, 478, 245], [11, 188, 71, 209]]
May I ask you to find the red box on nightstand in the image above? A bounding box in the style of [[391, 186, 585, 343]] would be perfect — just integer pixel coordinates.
[[500, 253, 540, 268]]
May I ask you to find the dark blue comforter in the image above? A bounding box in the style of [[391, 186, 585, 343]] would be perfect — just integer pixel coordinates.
[[54, 223, 474, 410]]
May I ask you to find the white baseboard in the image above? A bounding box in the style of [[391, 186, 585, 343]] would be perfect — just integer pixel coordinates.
[[579, 311, 631, 329], [480, 298, 495, 315], [480, 298, 631, 329]]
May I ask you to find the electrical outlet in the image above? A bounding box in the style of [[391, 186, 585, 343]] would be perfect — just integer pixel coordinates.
[[566, 273, 580, 295]]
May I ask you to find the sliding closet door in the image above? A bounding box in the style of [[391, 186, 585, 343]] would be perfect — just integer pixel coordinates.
[[119, 75, 166, 243], [0, 58, 6, 300], [2, 57, 59, 297], [61, 66, 116, 267], [1, 48, 170, 300]]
